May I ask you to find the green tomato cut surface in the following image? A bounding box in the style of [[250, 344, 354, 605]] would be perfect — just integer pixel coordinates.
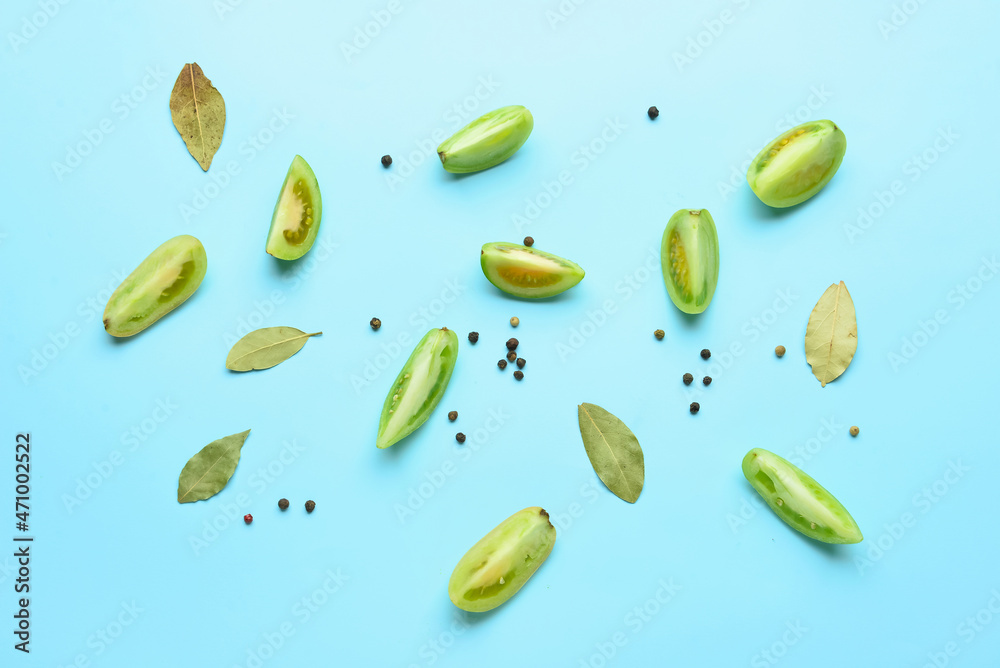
[[742, 448, 862, 544], [660, 209, 719, 314], [481, 242, 585, 299], [103, 235, 207, 337], [747, 120, 847, 208], [265, 155, 322, 260], [448, 507, 556, 612], [437, 105, 533, 173], [376, 328, 458, 449]]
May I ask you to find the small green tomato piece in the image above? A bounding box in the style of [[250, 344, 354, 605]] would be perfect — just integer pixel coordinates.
[[103, 235, 207, 337], [481, 242, 584, 299], [742, 448, 862, 544], [747, 120, 847, 208], [437, 105, 533, 173], [660, 209, 719, 314], [448, 507, 556, 612], [266, 155, 322, 260], [376, 328, 458, 449]]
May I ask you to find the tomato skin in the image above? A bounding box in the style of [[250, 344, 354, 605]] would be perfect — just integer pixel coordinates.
[[437, 106, 533, 174], [480, 242, 584, 299], [660, 209, 719, 315], [747, 120, 847, 208]]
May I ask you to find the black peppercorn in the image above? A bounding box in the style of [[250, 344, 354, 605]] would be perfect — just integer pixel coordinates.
[[513, 370, 524, 380], [370, 317, 381, 330], [516, 357, 525, 369], [506, 337, 519, 351], [689, 402, 700, 414], [468, 331, 479, 344], [523, 236, 534, 247], [381, 155, 392, 167], [305, 500, 316, 513], [683, 373, 693, 385], [700, 349, 711, 360], [654, 329, 665, 340], [497, 359, 507, 370], [506, 350, 516, 362], [448, 411, 457, 421], [278, 498, 289, 511], [703, 376, 712, 386], [456, 432, 466, 443], [648, 106, 659, 120]]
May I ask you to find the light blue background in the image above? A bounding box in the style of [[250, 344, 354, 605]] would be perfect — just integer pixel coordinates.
[[3, 1, 1000, 666]]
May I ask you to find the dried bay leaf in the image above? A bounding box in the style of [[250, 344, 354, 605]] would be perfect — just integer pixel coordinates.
[[226, 327, 321, 372], [169, 63, 226, 170], [177, 430, 250, 503], [805, 281, 858, 387], [577, 403, 644, 503]]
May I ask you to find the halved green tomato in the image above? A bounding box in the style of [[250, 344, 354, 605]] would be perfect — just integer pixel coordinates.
[[448, 507, 556, 612], [480, 242, 584, 299], [265, 155, 322, 260], [376, 328, 458, 449], [660, 209, 719, 314], [103, 235, 207, 337], [747, 120, 847, 208]]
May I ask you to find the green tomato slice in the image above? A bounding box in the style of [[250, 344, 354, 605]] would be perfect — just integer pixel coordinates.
[[103, 235, 207, 337], [742, 448, 863, 544], [448, 507, 556, 612], [747, 120, 847, 208], [480, 242, 585, 299], [376, 328, 458, 449], [437, 105, 534, 174], [660, 209, 719, 314], [265, 155, 322, 260]]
